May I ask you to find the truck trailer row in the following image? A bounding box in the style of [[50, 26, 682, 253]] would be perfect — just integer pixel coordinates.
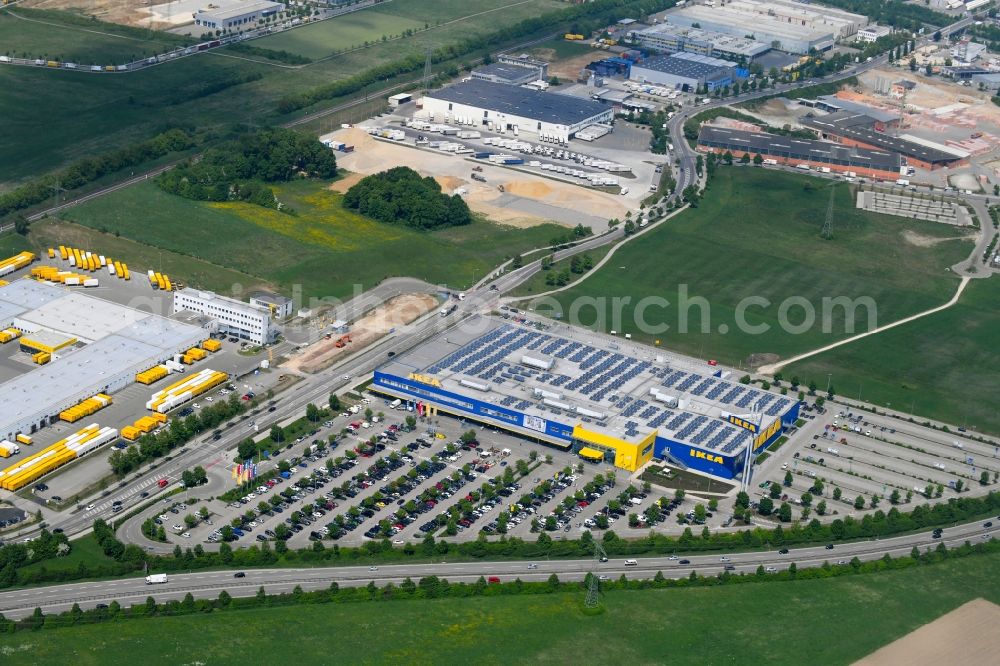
[[0, 251, 36, 277], [0, 423, 118, 491], [59, 393, 113, 423], [145, 369, 228, 413]]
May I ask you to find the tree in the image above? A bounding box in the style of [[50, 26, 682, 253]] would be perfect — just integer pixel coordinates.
[[693, 504, 707, 523], [783, 471, 793, 487], [735, 491, 750, 509], [889, 489, 901, 504], [237, 438, 257, 461], [854, 495, 866, 510], [707, 498, 718, 512], [511, 254, 523, 269], [306, 403, 321, 422], [800, 492, 812, 507], [328, 393, 341, 412], [832, 487, 842, 501], [925, 63, 933, 76], [758, 497, 773, 515], [909, 57, 917, 72], [778, 502, 792, 522], [674, 488, 685, 501], [869, 495, 879, 509], [981, 471, 991, 486], [13, 216, 29, 236], [270, 425, 285, 443], [739, 152, 751, 165], [816, 500, 827, 516], [769, 482, 782, 499], [753, 153, 764, 166]]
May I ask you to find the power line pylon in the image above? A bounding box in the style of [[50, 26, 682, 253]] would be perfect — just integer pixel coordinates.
[[585, 541, 608, 609], [821, 183, 835, 240]]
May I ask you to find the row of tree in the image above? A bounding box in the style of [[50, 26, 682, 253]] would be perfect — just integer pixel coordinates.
[[108, 395, 250, 477], [343, 167, 472, 230], [0, 128, 196, 219]]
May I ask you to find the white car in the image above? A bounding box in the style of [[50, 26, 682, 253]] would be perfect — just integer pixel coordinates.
[[182, 532, 191, 538], [85, 504, 96, 511], [193, 403, 201, 409], [172, 524, 183, 531], [205, 397, 214, 403], [342, 375, 351, 380], [765, 566, 777, 573]]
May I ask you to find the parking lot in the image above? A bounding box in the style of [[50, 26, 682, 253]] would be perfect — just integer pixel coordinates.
[[753, 404, 1000, 518]]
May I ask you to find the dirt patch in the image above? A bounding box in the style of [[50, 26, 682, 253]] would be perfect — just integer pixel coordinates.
[[854, 598, 1000, 666], [902, 229, 975, 247], [329, 172, 366, 194], [283, 293, 438, 374], [746, 352, 780, 369], [546, 52, 599, 82], [327, 127, 630, 227], [24, 0, 166, 28]]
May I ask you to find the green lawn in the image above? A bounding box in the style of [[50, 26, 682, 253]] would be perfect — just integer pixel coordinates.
[[16, 535, 115, 577], [550, 168, 972, 367], [788, 276, 1000, 435], [509, 244, 613, 297], [57, 179, 567, 298], [1, 551, 996, 665], [252, 11, 425, 59], [0, 8, 190, 63], [0, 232, 32, 257]]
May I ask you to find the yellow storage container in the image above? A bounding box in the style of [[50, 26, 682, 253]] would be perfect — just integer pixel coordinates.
[[59, 246, 68, 260], [33, 351, 51, 365], [136, 365, 168, 384], [201, 339, 222, 352], [47, 248, 55, 258], [15, 434, 32, 445], [121, 426, 141, 441]]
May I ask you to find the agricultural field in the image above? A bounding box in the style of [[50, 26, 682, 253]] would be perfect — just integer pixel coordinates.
[[249, 11, 425, 60], [56, 178, 567, 299], [0, 8, 190, 63], [550, 168, 972, 368], [0, 0, 565, 189], [789, 276, 1000, 435], [1, 551, 997, 665]]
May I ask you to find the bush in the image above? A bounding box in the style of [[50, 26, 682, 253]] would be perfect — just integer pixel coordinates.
[[343, 167, 471, 230]]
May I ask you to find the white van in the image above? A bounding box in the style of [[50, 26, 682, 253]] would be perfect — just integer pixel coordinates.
[[624, 559, 638, 566]]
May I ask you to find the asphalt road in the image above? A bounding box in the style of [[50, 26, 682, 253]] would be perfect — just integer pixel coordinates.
[[0, 518, 994, 619]]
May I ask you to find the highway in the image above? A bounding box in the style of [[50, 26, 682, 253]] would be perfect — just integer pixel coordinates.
[[0, 519, 994, 619]]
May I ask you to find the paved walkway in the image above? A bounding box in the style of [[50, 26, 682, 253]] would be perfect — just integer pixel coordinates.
[[758, 276, 971, 375]]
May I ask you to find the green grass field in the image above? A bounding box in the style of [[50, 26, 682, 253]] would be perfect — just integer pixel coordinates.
[[0, 0, 563, 189], [789, 276, 1000, 435], [509, 244, 613, 297], [550, 168, 972, 367], [57, 179, 567, 298], [526, 36, 595, 60], [0, 8, 190, 63], [252, 11, 425, 59], [1, 551, 995, 665]]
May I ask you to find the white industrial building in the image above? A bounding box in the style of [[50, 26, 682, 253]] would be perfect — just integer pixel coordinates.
[[0, 280, 205, 441], [194, 0, 284, 31], [856, 24, 892, 43], [173, 288, 277, 345], [631, 23, 771, 60], [249, 290, 294, 320], [666, 0, 867, 53], [421, 80, 613, 142]]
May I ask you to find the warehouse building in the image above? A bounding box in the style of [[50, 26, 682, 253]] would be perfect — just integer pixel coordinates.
[[194, 0, 283, 30], [372, 316, 799, 479], [667, 0, 867, 53], [0, 280, 205, 441], [471, 63, 543, 86], [629, 52, 742, 91], [856, 24, 892, 43], [422, 80, 613, 143], [697, 125, 904, 179], [497, 53, 548, 78], [801, 111, 968, 170], [631, 23, 771, 60], [173, 288, 278, 345]]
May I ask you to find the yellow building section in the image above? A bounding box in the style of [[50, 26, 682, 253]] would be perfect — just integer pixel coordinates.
[[752, 417, 782, 452], [0, 328, 20, 344], [20, 334, 77, 354], [572, 425, 656, 472], [578, 447, 605, 461]]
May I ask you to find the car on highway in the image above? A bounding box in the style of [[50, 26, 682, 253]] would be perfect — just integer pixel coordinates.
[[765, 566, 777, 573], [985, 522, 993, 528], [825, 544, 834, 550], [778, 548, 789, 555], [85, 504, 95, 511], [678, 559, 690, 565], [234, 572, 246, 578]]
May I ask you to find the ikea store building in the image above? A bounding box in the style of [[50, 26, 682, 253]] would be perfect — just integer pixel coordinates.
[[374, 317, 799, 480]]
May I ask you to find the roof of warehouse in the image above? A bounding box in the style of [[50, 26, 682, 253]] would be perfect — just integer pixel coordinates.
[[0, 279, 66, 312], [633, 52, 735, 79], [699, 125, 903, 171], [18, 291, 147, 342], [20, 329, 76, 348], [472, 63, 539, 81], [378, 316, 795, 453], [196, 0, 282, 20], [814, 96, 903, 124], [0, 334, 164, 427], [424, 80, 610, 126], [801, 114, 964, 163]]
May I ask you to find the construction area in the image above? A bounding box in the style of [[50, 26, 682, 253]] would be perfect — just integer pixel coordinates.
[[328, 127, 636, 229], [283, 293, 439, 374]]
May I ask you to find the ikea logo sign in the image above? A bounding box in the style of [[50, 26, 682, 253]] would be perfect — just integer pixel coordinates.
[[408, 373, 441, 387], [690, 449, 723, 464], [728, 416, 758, 433], [753, 418, 782, 450]]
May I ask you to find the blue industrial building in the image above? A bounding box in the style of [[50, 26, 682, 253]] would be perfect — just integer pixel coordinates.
[[372, 317, 799, 479]]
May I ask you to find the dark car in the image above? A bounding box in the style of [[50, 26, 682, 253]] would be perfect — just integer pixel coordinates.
[[985, 522, 994, 528], [825, 544, 834, 550], [778, 548, 789, 555], [679, 559, 691, 565], [234, 572, 246, 578]]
